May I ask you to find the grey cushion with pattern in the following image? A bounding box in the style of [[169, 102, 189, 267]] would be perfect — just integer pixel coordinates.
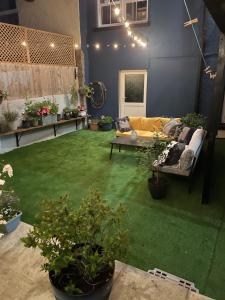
[[179, 148, 194, 170], [117, 117, 131, 132], [163, 119, 180, 136]]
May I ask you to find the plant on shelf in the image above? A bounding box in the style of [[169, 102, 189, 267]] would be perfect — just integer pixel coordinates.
[[34, 99, 59, 126], [0, 163, 21, 237], [22, 188, 128, 300], [0, 90, 8, 104], [139, 132, 169, 199], [3, 111, 19, 131], [99, 115, 113, 131], [79, 84, 94, 99], [63, 107, 72, 120], [181, 113, 207, 129]]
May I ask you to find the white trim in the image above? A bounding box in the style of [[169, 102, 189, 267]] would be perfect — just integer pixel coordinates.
[[119, 69, 148, 118], [97, 0, 148, 28]]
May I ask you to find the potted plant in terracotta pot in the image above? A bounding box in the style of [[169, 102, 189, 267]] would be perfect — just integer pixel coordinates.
[[89, 116, 100, 131], [22, 188, 128, 300], [0, 163, 22, 235], [3, 111, 19, 131], [99, 116, 113, 131], [139, 133, 169, 199], [0, 90, 8, 105]]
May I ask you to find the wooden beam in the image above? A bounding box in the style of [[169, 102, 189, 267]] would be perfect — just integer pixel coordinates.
[[202, 33, 225, 204]]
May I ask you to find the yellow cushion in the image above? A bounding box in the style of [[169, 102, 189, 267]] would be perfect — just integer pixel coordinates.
[[129, 117, 142, 130], [141, 117, 168, 131], [116, 130, 172, 141]]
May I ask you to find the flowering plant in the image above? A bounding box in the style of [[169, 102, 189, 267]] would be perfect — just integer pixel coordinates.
[[0, 163, 20, 225], [25, 100, 59, 118]]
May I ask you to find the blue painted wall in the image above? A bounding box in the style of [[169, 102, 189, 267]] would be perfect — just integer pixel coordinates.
[[0, 0, 18, 24], [79, 0, 205, 119]]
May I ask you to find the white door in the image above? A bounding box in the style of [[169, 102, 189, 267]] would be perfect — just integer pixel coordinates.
[[119, 70, 147, 117]]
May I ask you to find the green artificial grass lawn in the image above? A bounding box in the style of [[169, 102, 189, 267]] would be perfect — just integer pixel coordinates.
[[1, 129, 225, 299]]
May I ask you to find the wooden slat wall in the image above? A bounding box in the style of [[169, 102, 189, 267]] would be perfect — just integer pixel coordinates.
[[0, 62, 76, 100]]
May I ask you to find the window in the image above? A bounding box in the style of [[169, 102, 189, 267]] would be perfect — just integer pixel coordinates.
[[98, 0, 148, 27]]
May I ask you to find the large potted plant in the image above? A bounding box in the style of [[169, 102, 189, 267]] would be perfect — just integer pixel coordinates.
[[22, 188, 128, 300], [0, 163, 21, 236], [139, 133, 168, 199], [181, 113, 207, 129], [99, 116, 113, 131], [3, 110, 19, 131]]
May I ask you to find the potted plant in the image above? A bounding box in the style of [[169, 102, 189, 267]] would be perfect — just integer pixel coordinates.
[[89, 116, 100, 131], [0, 163, 21, 235], [22, 188, 128, 300], [78, 104, 87, 117], [36, 100, 59, 125], [3, 110, 19, 131], [71, 108, 79, 118], [181, 113, 207, 129], [139, 133, 168, 199], [99, 116, 113, 131], [63, 107, 72, 120], [0, 90, 8, 104], [79, 84, 94, 100]]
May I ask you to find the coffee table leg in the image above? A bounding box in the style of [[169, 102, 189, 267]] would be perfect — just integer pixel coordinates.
[[110, 143, 114, 160]]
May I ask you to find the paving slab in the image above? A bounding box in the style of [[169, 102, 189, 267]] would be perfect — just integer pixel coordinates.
[[0, 222, 214, 300]]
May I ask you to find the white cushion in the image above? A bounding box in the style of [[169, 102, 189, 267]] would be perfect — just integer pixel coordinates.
[[188, 128, 204, 155], [179, 148, 194, 170]]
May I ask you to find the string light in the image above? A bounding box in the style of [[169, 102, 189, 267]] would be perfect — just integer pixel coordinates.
[[127, 30, 132, 36], [114, 7, 120, 16], [125, 21, 130, 28], [74, 43, 79, 49], [50, 42, 55, 48], [95, 43, 100, 50], [131, 43, 136, 48], [21, 41, 27, 47], [113, 43, 118, 49], [134, 36, 138, 41]]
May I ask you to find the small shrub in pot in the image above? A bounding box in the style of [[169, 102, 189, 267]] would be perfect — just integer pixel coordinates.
[[22, 188, 128, 300], [99, 116, 113, 131]]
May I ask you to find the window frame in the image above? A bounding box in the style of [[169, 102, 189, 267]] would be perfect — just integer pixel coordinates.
[[97, 0, 149, 28]]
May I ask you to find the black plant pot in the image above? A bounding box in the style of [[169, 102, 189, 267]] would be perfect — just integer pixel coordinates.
[[22, 120, 31, 128], [99, 123, 112, 131], [148, 177, 167, 200], [64, 112, 71, 120], [49, 268, 114, 300], [57, 114, 61, 121]]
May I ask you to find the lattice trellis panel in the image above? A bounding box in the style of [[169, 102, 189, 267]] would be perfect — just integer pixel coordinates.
[[0, 22, 75, 66], [27, 29, 75, 65], [0, 23, 27, 63]]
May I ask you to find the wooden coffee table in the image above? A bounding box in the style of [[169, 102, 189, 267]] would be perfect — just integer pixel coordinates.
[[110, 136, 154, 159]]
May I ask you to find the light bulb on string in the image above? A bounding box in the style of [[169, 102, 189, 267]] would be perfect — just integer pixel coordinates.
[[21, 41, 27, 47], [134, 36, 138, 41], [114, 7, 120, 16], [50, 42, 55, 48], [113, 43, 118, 49], [95, 43, 100, 50], [74, 43, 79, 49], [131, 43, 136, 48], [127, 30, 132, 36], [125, 21, 130, 28]]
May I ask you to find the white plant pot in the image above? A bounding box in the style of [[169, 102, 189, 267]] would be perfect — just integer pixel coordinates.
[[8, 121, 17, 131]]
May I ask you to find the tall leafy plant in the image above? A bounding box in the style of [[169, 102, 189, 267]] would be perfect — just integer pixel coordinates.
[[22, 188, 128, 295]]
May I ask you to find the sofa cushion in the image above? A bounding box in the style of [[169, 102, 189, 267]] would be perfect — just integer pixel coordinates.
[[129, 117, 142, 130], [179, 148, 194, 170], [116, 130, 172, 140], [141, 117, 167, 131], [163, 119, 180, 136], [188, 128, 204, 155], [117, 117, 131, 132], [165, 142, 185, 166]]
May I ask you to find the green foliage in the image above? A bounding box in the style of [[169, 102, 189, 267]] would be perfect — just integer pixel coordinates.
[[70, 85, 78, 107], [0, 191, 20, 222], [79, 84, 94, 99], [22, 188, 128, 294], [25, 99, 59, 118], [3, 111, 19, 122], [181, 113, 207, 129], [0, 90, 8, 100], [99, 116, 113, 124], [138, 132, 168, 180]]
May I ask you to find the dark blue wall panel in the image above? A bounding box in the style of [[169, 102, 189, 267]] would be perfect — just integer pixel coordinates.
[[80, 0, 204, 119]]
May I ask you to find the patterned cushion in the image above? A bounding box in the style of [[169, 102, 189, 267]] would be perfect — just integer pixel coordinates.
[[163, 119, 180, 136], [165, 142, 185, 166], [179, 148, 194, 170], [117, 117, 131, 132]]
